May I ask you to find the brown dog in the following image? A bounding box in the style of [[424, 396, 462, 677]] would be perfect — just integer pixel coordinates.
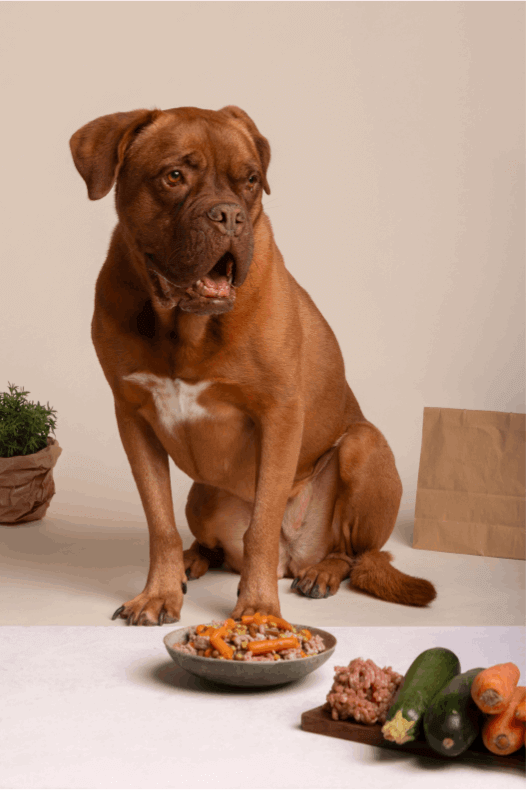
[[70, 105, 436, 625]]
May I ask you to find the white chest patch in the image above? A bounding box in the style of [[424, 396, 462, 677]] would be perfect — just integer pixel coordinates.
[[123, 372, 211, 431]]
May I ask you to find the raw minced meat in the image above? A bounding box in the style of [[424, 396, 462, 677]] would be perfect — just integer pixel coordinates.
[[325, 657, 403, 725]]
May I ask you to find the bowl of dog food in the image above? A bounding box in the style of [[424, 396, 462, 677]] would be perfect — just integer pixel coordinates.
[[164, 613, 337, 687]]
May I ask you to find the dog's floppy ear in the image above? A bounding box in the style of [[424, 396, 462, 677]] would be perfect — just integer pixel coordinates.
[[69, 109, 160, 200], [220, 106, 271, 195]]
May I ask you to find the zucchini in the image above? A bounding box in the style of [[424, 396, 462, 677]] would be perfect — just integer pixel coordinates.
[[382, 647, 461, 745], [423, 667, 485, 757]]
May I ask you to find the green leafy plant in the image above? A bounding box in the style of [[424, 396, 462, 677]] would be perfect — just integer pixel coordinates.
[[0, 383, 57, 458]]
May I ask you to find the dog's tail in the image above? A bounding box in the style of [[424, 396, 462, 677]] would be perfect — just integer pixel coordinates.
[[349, 550, 436, 607]]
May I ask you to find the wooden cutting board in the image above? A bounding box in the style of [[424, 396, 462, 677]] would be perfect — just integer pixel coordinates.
[[301, 705, 526, 771]]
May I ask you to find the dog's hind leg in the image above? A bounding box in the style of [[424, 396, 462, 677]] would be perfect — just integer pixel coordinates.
[[183, 540, 225, 580], [184, 482, 251, 578], [291, 553, 353, 598], [286, 450, 352, 598], [337, 420, 436, 606], [292, 420, 436, 606]]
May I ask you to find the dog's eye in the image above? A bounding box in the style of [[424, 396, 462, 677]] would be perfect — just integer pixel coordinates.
[[166, 170, 182, 185], [248, 175, 258, 185]]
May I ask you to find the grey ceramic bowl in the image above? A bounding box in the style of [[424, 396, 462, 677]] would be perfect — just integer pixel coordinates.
[[163, 623, 337, 687]]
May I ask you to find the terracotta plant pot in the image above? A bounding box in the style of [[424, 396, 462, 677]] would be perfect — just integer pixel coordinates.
[[0, 437, 62, 524]]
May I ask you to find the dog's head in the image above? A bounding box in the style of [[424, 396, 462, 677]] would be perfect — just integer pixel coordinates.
[[70, 106, 271, 315]]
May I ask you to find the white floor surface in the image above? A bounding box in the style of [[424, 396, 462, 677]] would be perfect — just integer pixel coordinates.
[[0, 488, 524, 627]]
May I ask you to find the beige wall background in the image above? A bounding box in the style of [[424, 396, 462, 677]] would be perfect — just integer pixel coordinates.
[[1, 1, 524, 525]]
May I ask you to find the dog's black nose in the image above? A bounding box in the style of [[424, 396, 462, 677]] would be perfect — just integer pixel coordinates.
[[207, 203, 245, 236]]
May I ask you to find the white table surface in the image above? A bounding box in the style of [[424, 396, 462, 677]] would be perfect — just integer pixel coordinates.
[[1, 626, 524, 789]]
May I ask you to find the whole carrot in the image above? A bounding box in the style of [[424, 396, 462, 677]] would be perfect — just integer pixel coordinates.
[[210, 626, 234, 660], [248, 637, 300, 656], [241, 614, 267, 625], [471, 663, 520, 714], [266, 617, 293, 632], [195, 624, 215, 636], [482, 686, 526, 756], [241, 613, 293, 631]]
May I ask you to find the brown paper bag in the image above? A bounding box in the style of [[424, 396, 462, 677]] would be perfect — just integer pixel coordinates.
[[0, 437, 62, 524], [413, 408, 525, 559]]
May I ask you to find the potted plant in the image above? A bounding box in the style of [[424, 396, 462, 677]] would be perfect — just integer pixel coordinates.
[[0, 383, 62, 524]]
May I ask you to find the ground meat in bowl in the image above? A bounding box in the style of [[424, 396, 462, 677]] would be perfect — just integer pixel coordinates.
[[170, 614, 327, 661], [325, 658, 403, 725]]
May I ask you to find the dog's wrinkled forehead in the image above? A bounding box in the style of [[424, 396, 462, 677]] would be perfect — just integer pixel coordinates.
[[126, 109, 259, 177]]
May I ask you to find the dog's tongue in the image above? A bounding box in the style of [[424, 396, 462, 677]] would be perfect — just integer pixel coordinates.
[[195, 274, 231, 298]]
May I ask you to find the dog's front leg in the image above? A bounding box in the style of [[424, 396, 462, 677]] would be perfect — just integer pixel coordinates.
[[112, 401, 186, 625], [231, 402, 304, 619]]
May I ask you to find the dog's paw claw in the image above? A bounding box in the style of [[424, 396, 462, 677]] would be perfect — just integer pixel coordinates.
[[111, 605, 125, 621], [297, 578, 315, 596], [291, 577, 299, 589], [111, 592, 182, 626], [182, 582, 187, 595], [310, 584, 322, 599]]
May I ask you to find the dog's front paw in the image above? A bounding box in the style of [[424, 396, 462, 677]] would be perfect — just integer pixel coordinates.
[[111, 584, 186, 626], [231, 595, 281, 620]]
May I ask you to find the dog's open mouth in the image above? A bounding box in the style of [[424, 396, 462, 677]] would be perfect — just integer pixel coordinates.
[[145, 251, 238, 315], [187, 252, 236, 300]]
